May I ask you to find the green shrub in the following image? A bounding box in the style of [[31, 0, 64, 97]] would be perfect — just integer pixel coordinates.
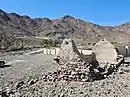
[[40, 39, 61, 48], [110, 42, 121, 46]]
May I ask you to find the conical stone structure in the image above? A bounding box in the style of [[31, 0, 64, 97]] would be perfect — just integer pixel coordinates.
[[55, 38, 85, 65]]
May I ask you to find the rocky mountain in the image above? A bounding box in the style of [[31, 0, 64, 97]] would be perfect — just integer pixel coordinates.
[[0, 9, 130, 49], [0, 9, 42, 37]]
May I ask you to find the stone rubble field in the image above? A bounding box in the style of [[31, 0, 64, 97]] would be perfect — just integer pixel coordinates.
[[0, 38, 130, 97]]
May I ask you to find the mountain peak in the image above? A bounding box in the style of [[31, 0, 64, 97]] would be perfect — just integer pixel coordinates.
[[62, 15, 75, 19], [9, 13, 20, 18], [0, 9, 5, 13], [42, 17, 52, 22], [21, 15, 31, 19]]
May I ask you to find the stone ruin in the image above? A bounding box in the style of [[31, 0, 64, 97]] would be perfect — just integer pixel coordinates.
[[43, 38, 124, 82], [54, 38, 85, 65], [92, 38, 124, 72]]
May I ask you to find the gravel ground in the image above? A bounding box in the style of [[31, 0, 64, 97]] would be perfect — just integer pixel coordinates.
[[7, 63, 129, 97], [1, 53, 130, 97], [0, 54, 60, 88]]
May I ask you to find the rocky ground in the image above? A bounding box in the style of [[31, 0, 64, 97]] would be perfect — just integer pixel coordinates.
[[0, 53, 130, 97]]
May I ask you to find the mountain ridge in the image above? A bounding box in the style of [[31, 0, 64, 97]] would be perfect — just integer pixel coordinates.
[[0, 9, 130, 46]]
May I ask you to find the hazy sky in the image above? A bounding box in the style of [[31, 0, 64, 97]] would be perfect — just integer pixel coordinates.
[[0, 0, 130, 26]]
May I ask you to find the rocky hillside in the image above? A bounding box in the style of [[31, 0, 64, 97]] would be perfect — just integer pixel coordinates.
[[33, 15, 130, 44], [0, 9, 130, 48]]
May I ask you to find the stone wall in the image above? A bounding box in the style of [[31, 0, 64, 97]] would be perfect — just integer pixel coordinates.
[[42, 48, 93, 56], [117, 46, 130, 57]]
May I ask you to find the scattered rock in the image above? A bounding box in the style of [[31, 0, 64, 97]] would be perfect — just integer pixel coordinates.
[[118, 69, 124, 74], [121, 67, 130, 73], [15, 81, 24, 89], [28, 79, 37, 85]]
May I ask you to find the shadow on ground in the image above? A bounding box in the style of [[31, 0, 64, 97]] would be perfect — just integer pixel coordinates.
[[0, 65, 11, 68]]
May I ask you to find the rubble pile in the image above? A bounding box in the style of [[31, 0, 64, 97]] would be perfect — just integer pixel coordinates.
[[52, 38, 96, 82], [42, 62, 104, 82], [42, 67, 90, 82], [51, 38, 124, 82], [44, 38, 119, 82]]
